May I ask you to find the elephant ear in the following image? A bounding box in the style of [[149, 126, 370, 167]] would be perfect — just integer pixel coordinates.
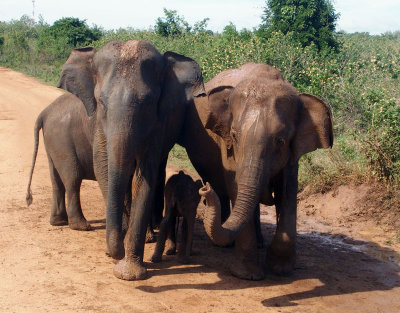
[[205, 86, 234, 149], [57, 47, 97, 116], [292, 93, 334, 161], [159, 51, 206, 118]]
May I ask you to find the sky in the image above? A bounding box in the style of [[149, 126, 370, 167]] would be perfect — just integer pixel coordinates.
[[1, 0, 399, 35]]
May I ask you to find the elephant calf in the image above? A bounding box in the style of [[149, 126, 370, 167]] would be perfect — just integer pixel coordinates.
[[150, 171, 202, 264], [26, 93, 97, 230], [26, 92, 131, 231]]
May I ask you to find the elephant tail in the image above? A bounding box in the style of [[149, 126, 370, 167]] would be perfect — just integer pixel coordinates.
[[26, 112, 44, 206]]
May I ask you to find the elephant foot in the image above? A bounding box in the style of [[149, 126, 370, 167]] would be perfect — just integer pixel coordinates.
[[50, 214, 68, 226], [113, 257, 147, 281], [266, 245, 295, 275], [68, 217, 92, 231], [150, 253, 162, 263], [230, 258, 265, 281]]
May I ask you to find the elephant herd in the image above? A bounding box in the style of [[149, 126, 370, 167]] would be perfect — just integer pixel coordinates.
[[26, 40, 333, 281]]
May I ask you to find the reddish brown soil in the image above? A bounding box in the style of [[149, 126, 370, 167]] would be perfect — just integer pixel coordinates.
[[1, 67, 400, 312]]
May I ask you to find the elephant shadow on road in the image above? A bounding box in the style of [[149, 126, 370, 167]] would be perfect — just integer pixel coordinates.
[[137, 219, 400, 308]]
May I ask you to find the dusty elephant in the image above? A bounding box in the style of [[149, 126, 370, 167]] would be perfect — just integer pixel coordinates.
[[150, 170, 202, 264], [179, 63, 333, 280], [27, 40, 205, 280], [25, 92, 136, 233]]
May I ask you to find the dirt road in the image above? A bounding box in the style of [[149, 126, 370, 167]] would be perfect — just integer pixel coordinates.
[[0, 67, 400, 313]]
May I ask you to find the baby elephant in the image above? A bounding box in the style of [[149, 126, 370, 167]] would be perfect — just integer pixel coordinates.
[[26, 93, 131, 231], [151, 171, 202, 263]]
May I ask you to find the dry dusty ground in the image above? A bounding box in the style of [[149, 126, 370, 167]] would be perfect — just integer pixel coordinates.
[[0, 67, 400, 313]]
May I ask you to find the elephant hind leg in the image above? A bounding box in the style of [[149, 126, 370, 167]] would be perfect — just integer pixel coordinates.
[[150, 202, 176, 263], [48, 159, 68, 226], [178, 212, 195, 264], [64, 174, 91, 231], [165, 214, 177, 255]]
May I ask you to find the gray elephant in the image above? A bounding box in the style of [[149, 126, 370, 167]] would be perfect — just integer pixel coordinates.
[[26, 92, 135, 234], [150, 170, 202, 264], [27, 41, 205, 281], [179, 63, 333, 280]]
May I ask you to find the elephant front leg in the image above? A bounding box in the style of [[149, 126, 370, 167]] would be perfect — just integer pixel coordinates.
[[113, 161, 157, 281], [266, 163, 298, 275], [230, 219, 265, 280]]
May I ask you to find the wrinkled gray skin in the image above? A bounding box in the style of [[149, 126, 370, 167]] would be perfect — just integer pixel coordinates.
[[27, 41, 205, 281], [150, 171, 202, 264], [181, 63, 333, 280], [26, 93, 136, 235]]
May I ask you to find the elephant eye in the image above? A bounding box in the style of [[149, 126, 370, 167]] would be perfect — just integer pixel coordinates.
[[275, 137, 286, 147]]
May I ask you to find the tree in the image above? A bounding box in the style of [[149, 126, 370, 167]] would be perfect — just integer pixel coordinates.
[[154, 8, 211, 37], [38, 17, 101, 48], [154, 9, 189, 37], [259, 0, 339, 51], [37, 17, 102, 59]]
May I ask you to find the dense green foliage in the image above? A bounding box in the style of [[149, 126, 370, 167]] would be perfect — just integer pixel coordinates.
[[259, 0, 339, 51], [0, 14, 399, 191], [0, 16, 102, 83], [37, 17, 102, 60]]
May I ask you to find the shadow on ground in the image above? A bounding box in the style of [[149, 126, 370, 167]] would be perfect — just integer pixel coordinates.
[[136, 219, 400, 308]]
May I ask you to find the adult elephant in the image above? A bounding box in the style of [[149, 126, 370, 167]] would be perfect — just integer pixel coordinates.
[[179, 63, 333, 280], [56, 40, 205, 280]]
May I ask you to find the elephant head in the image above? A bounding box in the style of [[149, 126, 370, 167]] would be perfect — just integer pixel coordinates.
[[58, 41, 205, 261], [200, 66, 333, 247]]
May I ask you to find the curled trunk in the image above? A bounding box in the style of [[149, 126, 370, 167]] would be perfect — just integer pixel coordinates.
[[200, 163, 264, 246]]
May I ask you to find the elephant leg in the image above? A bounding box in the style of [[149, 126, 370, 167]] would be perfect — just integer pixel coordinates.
[[146, 157, 167, 243], [230, 218, 265, 280], [266, 163, 298, 275], [150, 205, 174, 263], [254, 204, 264, 248], [48, 159, 68, 226], [178, 212, 195, 264], [113, 159, 158, 281], [165, 214, 177, 255], [122, 175, 133, 238], [65, 179, 91, 231], [145, 224, 156, 243]]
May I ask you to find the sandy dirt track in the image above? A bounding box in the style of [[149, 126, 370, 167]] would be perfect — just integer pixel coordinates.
[[1, 67, 400, 313]]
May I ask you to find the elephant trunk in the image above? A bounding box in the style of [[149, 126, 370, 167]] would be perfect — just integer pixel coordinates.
[[200, 162, 264, 246], [106, 127, 137, 260]]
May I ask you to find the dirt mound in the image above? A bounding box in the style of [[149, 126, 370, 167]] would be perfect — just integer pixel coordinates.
[[1, 67, 400, 312]]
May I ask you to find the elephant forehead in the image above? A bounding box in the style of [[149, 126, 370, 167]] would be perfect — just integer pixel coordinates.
[[119, 40, 140, 61]]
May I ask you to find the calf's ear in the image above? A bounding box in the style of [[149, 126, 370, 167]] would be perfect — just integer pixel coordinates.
[[291, 93, 333, 162], [57, 47, 97, 116]]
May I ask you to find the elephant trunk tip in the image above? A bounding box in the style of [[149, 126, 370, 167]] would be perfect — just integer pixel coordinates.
[[198, 182, 211, 197]]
